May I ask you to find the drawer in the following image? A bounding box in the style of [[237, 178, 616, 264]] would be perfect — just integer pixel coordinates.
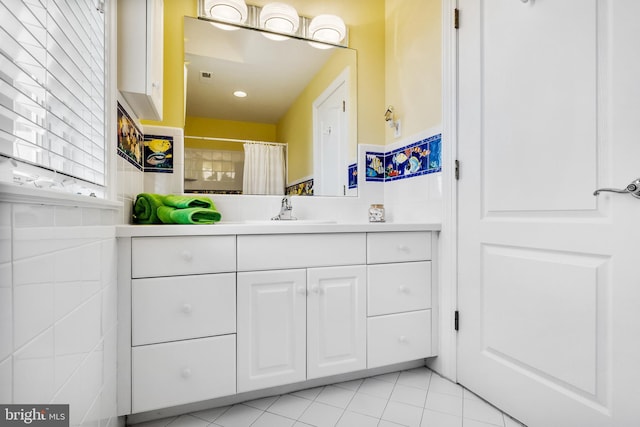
[[132, 236, 236, 278], [367, 310, 431, 368], [368, 261, 431, 316], [367, 232, 431, 264], [132, 273, 236, 346], [237, 233, 366, 271], [132, 335, 236, 413]]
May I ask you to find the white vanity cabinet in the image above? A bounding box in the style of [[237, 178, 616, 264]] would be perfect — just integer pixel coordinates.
[[236, 234, 367, 392], [366, 231, 435, 368], [120, 236, 237, 414], [117, 0, 164, 120], [117, 224, 438, 418]]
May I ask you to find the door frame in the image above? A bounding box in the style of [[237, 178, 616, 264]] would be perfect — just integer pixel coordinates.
[[426, 0, 459, 382], [312, 67, 350, 196]]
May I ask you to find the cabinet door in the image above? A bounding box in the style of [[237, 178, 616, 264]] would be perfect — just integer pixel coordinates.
[[307, 265, 367, 379], [237, 269, 306, 392]]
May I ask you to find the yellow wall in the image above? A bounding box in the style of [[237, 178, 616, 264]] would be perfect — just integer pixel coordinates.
[[385, 0, 441, 143], [184, 116, 276, 151], [278, 49, 357, 182], [143, 0, 386, 151]]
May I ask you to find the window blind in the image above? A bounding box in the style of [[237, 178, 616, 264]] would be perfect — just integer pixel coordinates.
[[0, 0, 106, 194]]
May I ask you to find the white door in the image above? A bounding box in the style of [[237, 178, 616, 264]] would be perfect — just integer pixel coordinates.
[[307, 265, 367, 379], [237, 269, 306, 392], [457, 1, 640, 426], [313, 73, 348, 196]]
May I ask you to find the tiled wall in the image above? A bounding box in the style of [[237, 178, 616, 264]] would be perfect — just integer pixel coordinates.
[[0, 201, 120, 427]]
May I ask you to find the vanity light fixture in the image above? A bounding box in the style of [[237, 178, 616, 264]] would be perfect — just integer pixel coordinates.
[[259, 2, 299, 35], [309, 14, 346, 45], [204, 0, 248, 24]]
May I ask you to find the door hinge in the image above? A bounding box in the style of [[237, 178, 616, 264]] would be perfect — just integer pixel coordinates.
[[454, 310, 459, 331], [343, 100, 346, 112], [455, 160, 460, 180], [454, 8, 460, 29]]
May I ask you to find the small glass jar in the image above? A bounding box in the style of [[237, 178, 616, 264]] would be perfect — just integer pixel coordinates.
[[368, 204, 385, 222]]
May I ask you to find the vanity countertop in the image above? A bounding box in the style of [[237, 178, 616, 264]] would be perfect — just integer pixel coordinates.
[[116, 221, 441, 237]]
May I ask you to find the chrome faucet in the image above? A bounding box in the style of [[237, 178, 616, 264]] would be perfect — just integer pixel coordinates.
[[272, 195, 296, 220]]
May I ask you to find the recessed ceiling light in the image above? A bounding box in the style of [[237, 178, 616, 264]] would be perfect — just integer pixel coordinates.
[[233, 90, 247, 98]]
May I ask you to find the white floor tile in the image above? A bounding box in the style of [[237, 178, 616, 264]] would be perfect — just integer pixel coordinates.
[[421, 409, 463, 427], [358, 378, 395, 399], [382, 400, 424, 427], [425, 392, 463, 417], [251, 411, 295, 427], [190, 406, 230, 422], [268, 395, 313, 420], [463, 389, 483, 402], [378, 421, 407, 427], [243, 395, 279, 411], [314, 385, 356, 409], [166, 415, 209, 427], [503, 415, 526, 427], [336, 411, 379, 427], [171, 368, 519, 427], [391, 383, 428, 407], [292, 387, 324, 401], [397, 369, 432, 390], [333, 378, 363, 391], [298, 401, 344, 427], [463, 419, 504, 427], [133, 417, 177, 427], [429, 374, 463, 397], [347, 392, 388, 419], [463, 399, 505, 426], [214, 404, 263, 427], [373, 372, 400, 383]]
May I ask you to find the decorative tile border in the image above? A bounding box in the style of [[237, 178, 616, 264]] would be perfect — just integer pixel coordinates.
[[366, 133, 442, 183], [286, 178, 314, 196], [348, 163, 358, 189]]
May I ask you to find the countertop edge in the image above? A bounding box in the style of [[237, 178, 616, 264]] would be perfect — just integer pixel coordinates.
[[116, 222, 441, 237]]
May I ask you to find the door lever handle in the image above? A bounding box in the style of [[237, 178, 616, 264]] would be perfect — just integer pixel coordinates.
[[594, 178, 640, 199]]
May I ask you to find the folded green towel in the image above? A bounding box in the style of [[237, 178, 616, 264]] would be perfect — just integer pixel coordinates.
[[157, 206, 222, 224], [133, 193, 165, 224], [161, 194, 215, 210]]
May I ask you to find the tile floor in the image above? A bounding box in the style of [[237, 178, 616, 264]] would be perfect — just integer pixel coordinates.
[[132, 367, 526, 427]]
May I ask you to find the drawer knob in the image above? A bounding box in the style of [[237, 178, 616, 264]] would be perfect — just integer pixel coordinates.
[[182, 303, 193, 314], [397, 245, 409, 252], [181, 250, 193, 262], [398, 285, 409, 294], [398, 336, 407, 344], [181, 368, 192, 378]]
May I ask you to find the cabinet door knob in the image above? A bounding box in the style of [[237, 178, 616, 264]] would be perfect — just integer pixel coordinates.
[[310, 285, 320, 294], [182, 303, 193, 314], [297, 286, 307, 296], [398, 285, 409, 294], [180, 250, 193, 262], [398, 336, 407, 344], [181, 368, 192, 378]]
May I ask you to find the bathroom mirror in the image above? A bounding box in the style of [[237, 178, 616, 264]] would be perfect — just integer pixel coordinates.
[[183, 16, 358, 196]]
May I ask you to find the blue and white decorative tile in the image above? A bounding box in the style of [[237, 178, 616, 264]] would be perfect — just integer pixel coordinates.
[[348, 163, 358, 189], [384, 134, 442, 181], [365, 152, 385, 182]]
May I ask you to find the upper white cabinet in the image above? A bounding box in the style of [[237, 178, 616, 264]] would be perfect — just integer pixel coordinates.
[[118, 0, 164, 120]]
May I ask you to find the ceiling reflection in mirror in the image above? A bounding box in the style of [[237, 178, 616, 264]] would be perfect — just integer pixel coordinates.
[[183, 16, 358, 196]]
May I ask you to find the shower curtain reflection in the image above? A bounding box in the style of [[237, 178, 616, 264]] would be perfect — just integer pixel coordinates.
[[242, 142, 286, 195]]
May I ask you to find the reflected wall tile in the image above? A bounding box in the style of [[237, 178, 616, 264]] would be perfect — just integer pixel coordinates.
[[13, 328, 55, 404]]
